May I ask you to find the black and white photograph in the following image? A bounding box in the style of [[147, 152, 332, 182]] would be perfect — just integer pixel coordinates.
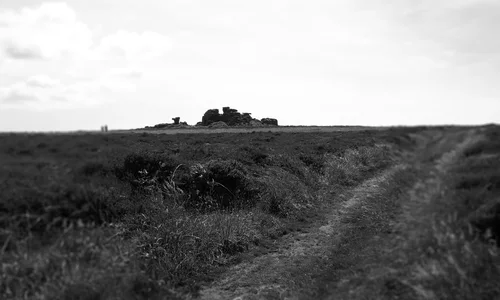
[[0, 1, 499, 299]]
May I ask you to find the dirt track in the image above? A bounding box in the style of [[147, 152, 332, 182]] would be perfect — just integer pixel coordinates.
[[195, 128, 481, 300]]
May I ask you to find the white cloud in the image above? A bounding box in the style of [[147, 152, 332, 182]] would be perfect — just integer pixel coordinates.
[[376, 0, 500, 56], [26, 74, 61, 88], [3, 41, 44, 59], [93, 30, 172, 62], [0, 2, 171, 109], [0, 83, 39, 103], [0, 74, 135, 109], [0, 75, 63, 105], [0, 3, 171, 63], [96, 68, 142, 93], [0, 2, 93, 60]]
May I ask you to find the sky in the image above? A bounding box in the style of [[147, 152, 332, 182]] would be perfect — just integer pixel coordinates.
[[0, 0, 499, 131]]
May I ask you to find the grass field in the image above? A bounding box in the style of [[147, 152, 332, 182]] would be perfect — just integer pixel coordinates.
[[0, 125, 498, 299]]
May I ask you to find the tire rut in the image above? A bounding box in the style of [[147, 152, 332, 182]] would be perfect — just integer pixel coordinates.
[[324, 128, 483, 300], [198, 164, 408, 300]]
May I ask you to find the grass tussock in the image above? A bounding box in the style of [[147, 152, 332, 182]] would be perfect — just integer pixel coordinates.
[[322, 144, 394, 187]]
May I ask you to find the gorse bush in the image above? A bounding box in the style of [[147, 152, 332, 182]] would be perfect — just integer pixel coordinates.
[[185, 159, 258, 210], [121, 156, 259, 211], [116, 151, 184, 183]]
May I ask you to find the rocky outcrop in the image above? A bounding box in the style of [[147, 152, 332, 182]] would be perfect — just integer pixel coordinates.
[[145, 107, 278, 129], [145, 118, 190, 129], [202, 109, 221, 126], [261, 118, 278, 126], [200, 107, 277, 127]]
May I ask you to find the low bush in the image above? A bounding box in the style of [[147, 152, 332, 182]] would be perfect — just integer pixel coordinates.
[[116, 151, 184, 183], [183, 159, 258, 210]]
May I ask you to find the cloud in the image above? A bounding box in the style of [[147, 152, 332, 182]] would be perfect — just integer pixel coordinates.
[[0, 72, 141, 108], [3, 41, 43, 60], [91, 30, 172, 63], [0, 76, 57, 104], [377, 0, 500, 58], [0, 3, 171, 63], [0, 2, 171, 109], [26, 75, 61, 88], [0, 87, 39, 103], [105, 68, 143, 79], [0, 2, 93, 60], [96, 68, 142, 93]]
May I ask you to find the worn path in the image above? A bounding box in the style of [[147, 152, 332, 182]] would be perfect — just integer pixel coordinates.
[[196, 128, 481, 300]]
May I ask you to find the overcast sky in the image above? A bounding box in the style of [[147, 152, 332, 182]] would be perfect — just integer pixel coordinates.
[[0, 0, 499, 131]]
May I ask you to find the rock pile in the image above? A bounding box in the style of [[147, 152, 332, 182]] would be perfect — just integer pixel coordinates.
[[145, 117, 189, 129], [261, 118, 278, 126], [144, 107, 278, 129], [199, 107, 278, 127]]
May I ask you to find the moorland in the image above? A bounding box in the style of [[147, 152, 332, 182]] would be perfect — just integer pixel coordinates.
[[1, 125, 499, 299]]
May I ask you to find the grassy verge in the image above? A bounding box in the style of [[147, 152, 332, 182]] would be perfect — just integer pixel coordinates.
[[337, 126, 500, 300], [399, 126, 500, 300]]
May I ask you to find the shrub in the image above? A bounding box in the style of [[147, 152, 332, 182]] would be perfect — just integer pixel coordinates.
[[116, 151, 182, 182], [184, 159, 258, 210]]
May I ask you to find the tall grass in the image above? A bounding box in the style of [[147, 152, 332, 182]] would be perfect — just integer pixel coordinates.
[[377, 128, 500, 300], [403, 216, 500, 300], [322, 144, 394, 187]]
